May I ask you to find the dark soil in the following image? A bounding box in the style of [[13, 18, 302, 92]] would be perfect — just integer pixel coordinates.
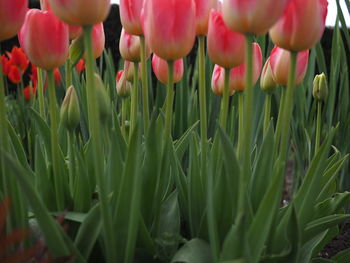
[[319, 222, 350, 258]]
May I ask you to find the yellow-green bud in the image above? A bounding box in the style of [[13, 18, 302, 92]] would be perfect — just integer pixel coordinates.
[[60, 86, 80, 132], [313, 73, 328, 102], [260, 58, 277, 93], [94, 73, 111, 123]]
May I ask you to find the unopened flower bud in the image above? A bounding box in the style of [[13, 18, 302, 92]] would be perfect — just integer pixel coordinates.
[[116, 70, 131, 98], [260, 58, 277, 93], [60, 86, 80, 132], [313, 73, 328, 102], [94, 73, 111, 123]]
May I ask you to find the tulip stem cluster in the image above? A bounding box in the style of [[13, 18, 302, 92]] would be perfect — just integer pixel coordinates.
[[130, 62, 139, 139], [140, 35, 149, 132], [263, 94, 272, 136], [198, 35, 207, 173], [165, 60, 175, 137], [37, 67, 45, 118], [47, 69, 64, 211], [315, 101, 322, 155], [83, 25, 116, 263]]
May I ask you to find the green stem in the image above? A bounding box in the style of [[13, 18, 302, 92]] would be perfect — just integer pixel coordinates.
[[278, 51, 297, 167], [140, 35, 149, 132], [237, 92, 244, 155], [47, 70, 64, 211], [83, 26, 115, 263], [238, 35, 254, 214], [219, 68, 230, 130], [121, 99, 127, 138], [65, 58, 72, 90], [315, 101, 322, 155], [37, 68, 45, 118], [263, 94, 272, 137], [274, 87, 285, 144], [165, 60, 174, 137], [68, 131, 75, 197], [130, 62, 139, 140], [198, 35, 208, 176]]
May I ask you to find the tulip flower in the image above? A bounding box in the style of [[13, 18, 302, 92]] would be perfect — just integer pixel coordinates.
[[269, 0, 328, 51], [194, 0, 218, 35], [91, 23, 105, 59], [116, 70, 132, 98], [60, 86, 80, 132], [8, 66, 21, 84], [0, 0, 28, 41], [1, 55, 10, 75], [222, 0, 290, 35], [75, 59, 85, 74], [19, 9, 69, 70], [69, 25, 83, 40], [124, 61, 138, 81], [269, 46, 309, 86], [120, 0, 144, 35], [152, 54, 184, 85], [260, 58, 277, 93], [211, 65, 235, 96], [141, 0, 196, 60], [24, 85, 36, 101], [207, 9, 245, 69], [313, 73, 328, 102], [6, 47, 29, 73], [48, 0, 111, 26], [211, 43, 262, 94], [119, 28, 150, 62]]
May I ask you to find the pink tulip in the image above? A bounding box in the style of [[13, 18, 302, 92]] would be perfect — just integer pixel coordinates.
[[222, 0, 290, 35], [119, 28, 150, 62], [152, 54, 184, 85], [120, 0, 144, 35], [19, 9, 69, 70], [211, 43, 262, 94], [0, 0, 28, 41], [269, 46, 309, 85], [69, 25, 83, 40], [194, 0, 218, 35], [141, 0, 196, 60], [207, 9, 245, 69], [90, 23, 105, 59], [48, 0, 111, 26], [269, 0, 328, 51]]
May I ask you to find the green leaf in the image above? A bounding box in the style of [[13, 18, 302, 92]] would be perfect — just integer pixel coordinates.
[[171, 239, 212, 263]]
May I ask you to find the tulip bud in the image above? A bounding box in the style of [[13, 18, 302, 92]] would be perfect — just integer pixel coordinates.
[[313, 73, 328, 102], [119, 28, 151, 62], [48, 0, 111, 26], [120, 0, 144, 35], [260, 58, 277, 93], [60, 86, 80, 132], [0, 0, 28, 41], [269, 46, 309, 86], [69, 36, 85, 66], [116, 70, 132, 98], [269, 0, 328, 51], [222, 0, 290, 35], [141, 0, 196, 60], [19, 9, 69, 70], [194, 0, 218, 35], [152, 54, 184, 85], [124, 61, 136, 81], [94, 73, 111, 123], [207, 9, 245, 69]]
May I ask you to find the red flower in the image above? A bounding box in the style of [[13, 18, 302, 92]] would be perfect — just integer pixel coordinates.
[[8, 65, 21, 83], [75, 59, 85, 74], [6, 46, 29, 73], [1, 55, 10, 75], [24, 85, 37, 101], [54, 68, 61, 85]]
